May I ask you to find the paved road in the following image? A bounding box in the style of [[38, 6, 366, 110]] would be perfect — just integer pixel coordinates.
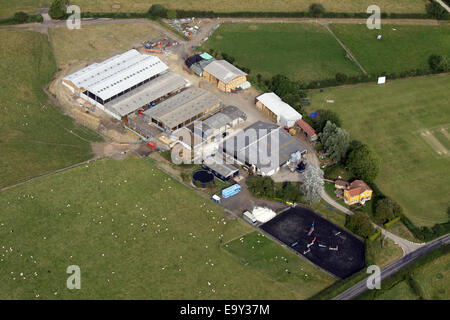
[[333, 234, 450, 300]]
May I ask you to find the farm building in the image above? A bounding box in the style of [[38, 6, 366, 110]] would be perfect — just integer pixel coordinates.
[[142, 87, 222, 133], [185, 52, 215, 76], [198, 106, 247, 141], [221, 121, 307, 176], [203, 156, 239, 181], [295, 119, 317, 141], [202, 60, 249, 92], [104, 72, 188, 124], [62, 49, 169, 120], [255, 92, 302, 127]]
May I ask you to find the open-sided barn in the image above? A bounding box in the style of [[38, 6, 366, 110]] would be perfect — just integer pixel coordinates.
[[255, 92, 302, 127], [202, 60, 248, 92]]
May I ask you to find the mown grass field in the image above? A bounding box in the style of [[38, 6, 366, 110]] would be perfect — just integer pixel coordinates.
[[330, 24, 450, 75], [202, 23, 362, 82], [0, 157, 337, 299], [0, 0, 428, 19], [307, 75, 450, 227], [0, 30, 101, 188], [48, 23, 161, 67]]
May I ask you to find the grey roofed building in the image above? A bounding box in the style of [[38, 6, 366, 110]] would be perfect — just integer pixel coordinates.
[[221, 121, 307, 176], [203, 60, 247, 84], [143, 87, 221, 131], [104, 72, 188, 117], [190, 59, 215, 76], [199, 106, 247, 139], [203, 156, 239, 181]]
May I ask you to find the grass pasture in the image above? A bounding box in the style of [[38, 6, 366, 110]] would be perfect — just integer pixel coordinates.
[[0, 0, 428, 19], [202, 23, 362, 82], [330, 24, 450, 76], [0, 30, 101, 188], [307, 75, 450, 227], [0, 157, 335, 299], [48, 23, 162, 67]]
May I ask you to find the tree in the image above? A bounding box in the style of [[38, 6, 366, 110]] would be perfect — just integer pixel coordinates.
[[346, 211, 375, 239], [300, 165, 324, 203], [347, 144, 381, 183], [148, 4, 167, 18], [270, 74, 298, 98], [428, 54, 449, 72], [247, 176, 275, 198], [14, 12, 29, 23], [166, 9, 177, 19], [316, 109, 342, 132], [309, 3, 326, 17], [335, 72, 348, 83], [320, 121, 350, 163], [48, 0, 67, 19], [374, 197, 402, 224], [426, 1, 449, 20]]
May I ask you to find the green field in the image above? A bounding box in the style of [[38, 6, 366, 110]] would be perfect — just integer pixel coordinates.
[[202, 23, 362, 82], [330, 24, 450, 75], [0, 0, 428, 19], [307, 75, 450, 227], [0, 157, 337, 299], [0, 30, 101, 188]]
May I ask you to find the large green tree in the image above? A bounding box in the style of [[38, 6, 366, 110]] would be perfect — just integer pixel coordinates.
[[48, 0, 67, 19], [346, 144, 381, 183], [345, 211, 375, 239], [374, 197, 402, 225], [316, 109, 342, 132], [300, 165, 324, 203], [320, 121, 350, 163]]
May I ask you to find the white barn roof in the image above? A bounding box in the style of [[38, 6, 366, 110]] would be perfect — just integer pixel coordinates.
[[256, 92, 302, 122], [203, 60, 247, 84], [63, 49, 169, 101]]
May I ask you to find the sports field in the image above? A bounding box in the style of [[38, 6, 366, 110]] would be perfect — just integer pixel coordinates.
[[0, 0, 428, 19], [330, 24, 450, 75], [307, 75, 450, 227], [202, 23, 362, 82], [0, 157, 336, 299], [0, 30, 101, 188], [48, 23, 162, 67]]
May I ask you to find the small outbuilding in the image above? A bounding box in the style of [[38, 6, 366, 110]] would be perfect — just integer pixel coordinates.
[[295, 119, 318, 142]]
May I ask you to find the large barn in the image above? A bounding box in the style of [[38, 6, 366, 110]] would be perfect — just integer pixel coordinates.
[[255, 92, 302, 127], [202, 60, 248, 92], [221, 121, 307, 176], [62, 49, 175, 121]]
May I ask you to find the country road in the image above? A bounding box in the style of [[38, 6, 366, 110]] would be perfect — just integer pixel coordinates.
[[333, 234, 450, 300]]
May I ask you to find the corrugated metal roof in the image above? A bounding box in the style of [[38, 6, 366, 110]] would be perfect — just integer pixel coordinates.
[[104, 72, 188, 117], [256, 92, 302, 121], [63, 49, 168, 101], [201, 106, 247, 138], [203, 60, 247, 84], [143, 87, 221, 129]]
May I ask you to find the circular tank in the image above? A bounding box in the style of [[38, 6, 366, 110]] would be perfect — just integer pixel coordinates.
[[192, 170, 214, 188]]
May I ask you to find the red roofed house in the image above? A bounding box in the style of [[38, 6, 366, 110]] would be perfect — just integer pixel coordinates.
[[343, 180, 373, 205], [295, 119, 317, 142]]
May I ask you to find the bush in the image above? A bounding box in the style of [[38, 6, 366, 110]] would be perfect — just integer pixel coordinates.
[[13, 12, 29, 23], [428, 54, 449, 72], [148, 4, 168, 18], [374, 197, 402, 225], [316, 109, 342, 132], [426, 1, 449, 20], [49, 0, 67, 19], [166, 9, 177, 19], [335, 72, 348, 83], [309, 4, 326, 17], [247, 176, 275, 198], [346, 211, 375, 239]]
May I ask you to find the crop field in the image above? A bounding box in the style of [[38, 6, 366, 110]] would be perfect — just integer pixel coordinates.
[[202, 23, 362, 82], [330, 24, 450, 75], [0, 30, 101, 188], [0, 157, 337, 299], [0, 0, 428, 19], [48, 23, 161, 67], [307, 75, 450, 227]]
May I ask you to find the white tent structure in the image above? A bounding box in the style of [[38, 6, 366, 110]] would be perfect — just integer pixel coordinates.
[[252, 207, 276, 223], [255, 92, 302, 127]]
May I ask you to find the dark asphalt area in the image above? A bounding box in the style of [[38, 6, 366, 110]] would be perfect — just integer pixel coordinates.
[[260, 207, 366, 279]]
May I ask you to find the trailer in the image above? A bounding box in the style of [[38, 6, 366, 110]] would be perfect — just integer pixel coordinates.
[[221, 184, 241, 198]]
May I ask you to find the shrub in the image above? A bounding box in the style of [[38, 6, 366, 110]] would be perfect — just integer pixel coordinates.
[[13, 12, 29, 23], [428, 54, 449, 72], [166, 9, 177, 19], [148, 4, 168, 18], [309, 4, 326, 17], [49, 0, 67, 19], [335, 72, 348, 83], [346, 211, 375, 239], [374, 197, 402, 225], [316, 109, 342, 132], [426, 1, 449, 20]]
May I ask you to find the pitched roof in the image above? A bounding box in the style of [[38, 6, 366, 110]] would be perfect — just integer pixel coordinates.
[[296, 119, 316, 137], [346, 180, 372, 197], [335, 180, 349, 188], [203, 60, 247, 84]]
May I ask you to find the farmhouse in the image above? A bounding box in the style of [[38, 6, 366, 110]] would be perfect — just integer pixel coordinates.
[[255, 92, 302, 127], [202, 60, 248, 92], [295, 119, 317, 142], [222, 121, 307, 176], [341, 180, 373, 205], [62, 49, 169, 120], [199, 106, 247, 141], [143, 87, 222, 133]]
